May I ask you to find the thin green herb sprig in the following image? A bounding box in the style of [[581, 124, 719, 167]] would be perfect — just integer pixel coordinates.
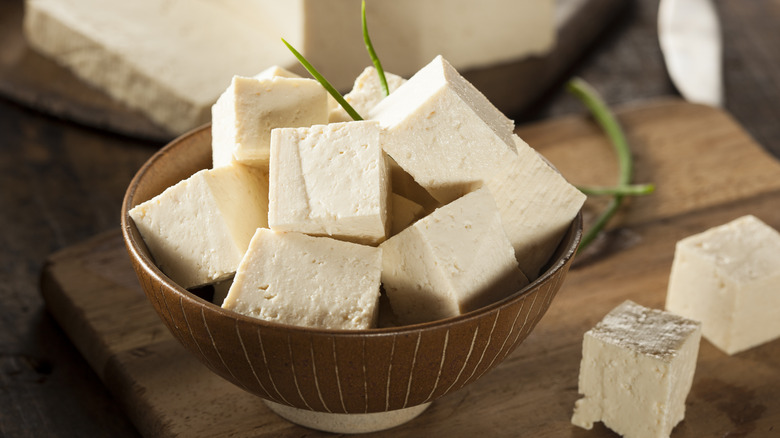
[[567, 77, 655, 253], [362, 0, 389, 97], [281, 38, 363, 121]]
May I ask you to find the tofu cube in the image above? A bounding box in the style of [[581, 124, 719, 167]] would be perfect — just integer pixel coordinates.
[[268, 121, 389, 245], [389, 193, 424, 236], [483, 134, 586, 279], [329, 66, 407, 123], [253, 65, 301, 80], [369, 55, 517, 204], [572, 300, 702, 438], [380, 187, 529, 325], [666, 215, 780, 355], [222, 229, 382, 330], [211, 76, 329, 168], [129, 164, 269, 288]]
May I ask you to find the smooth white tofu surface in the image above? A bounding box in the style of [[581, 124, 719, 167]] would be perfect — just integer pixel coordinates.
[[268, 121, 389, 245], [24, 0, 297, 135], [370, 55, 517, 204], [329, 67, 407, 123], [223, 229, 382, 330], [483, 134, 586, 279], [572, 300, 701, 438], [211, 76, 329, 168], [129, 164, 269, 288], [666, 215, 780, 355], [380, 187, 529, 325]]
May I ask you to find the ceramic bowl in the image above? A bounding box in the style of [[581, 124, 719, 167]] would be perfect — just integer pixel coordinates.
[[121, 125, 582, 433]]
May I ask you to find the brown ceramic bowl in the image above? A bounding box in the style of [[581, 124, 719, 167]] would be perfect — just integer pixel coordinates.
[[121, 125, 582, 433]]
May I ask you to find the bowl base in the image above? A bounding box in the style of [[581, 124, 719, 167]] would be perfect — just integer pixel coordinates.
[[263, 400, 432, 434]]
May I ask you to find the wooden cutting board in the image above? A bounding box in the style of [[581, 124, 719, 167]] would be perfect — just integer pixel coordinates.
[[0, 0, 624, 142], [40, 100, 780, 437]]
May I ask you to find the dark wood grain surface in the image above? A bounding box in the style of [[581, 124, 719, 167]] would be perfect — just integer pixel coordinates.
[[2, 1, 779, 437]]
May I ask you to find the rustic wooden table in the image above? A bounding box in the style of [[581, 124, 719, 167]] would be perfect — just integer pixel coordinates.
[[2, 1, 778, 437]]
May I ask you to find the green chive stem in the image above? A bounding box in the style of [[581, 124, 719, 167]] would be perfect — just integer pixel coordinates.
[[281, 38, 363, 121], [578, 183, 655, 197], [566, 77, 650, 253], [362, 0, 389, 97]]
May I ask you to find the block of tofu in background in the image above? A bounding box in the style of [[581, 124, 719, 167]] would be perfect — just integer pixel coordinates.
[[484, 135, 586, 279], [128, 164, 269, 288], [222, 229, 382, 330], [388, 157, 440, 214], [329, 67, 407, 123], [571, 300, 701, 438], [380, 188, 529, 325], [389, 194, 424, 236], [211, 76, 328, 168], [268, 121, 389, 245], [23, 0, 297, 135], [24, 0, 555, 135], [253, 65, 300, 80], [666, 215, 780, 355], [370, 55, 518, 204]]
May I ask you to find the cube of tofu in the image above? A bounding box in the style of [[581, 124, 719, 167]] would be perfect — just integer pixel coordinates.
[[253, 65, 301, 80], [483, 134, 586, 279], [666, 215, 780, 355], [222, 229, 382, 330], [268, 121, 389, 245], [572, 300, 701, 438], [369, 55, 517, 204], [380, 187, 529, 325], [129, 164, 269, 288], [388, 156, 440, 214], [389, 193, 424, 236], [329, 66, 407, 123], [211, 75, 329, 168]]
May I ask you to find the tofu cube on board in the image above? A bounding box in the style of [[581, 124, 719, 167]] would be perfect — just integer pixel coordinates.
[[571, 300, 702, 438], [666, 215, 780, 355], [222, 229, 382, 330], [129, 164, 269, 288], [268, 121, 389, 245], [380, 187, 529, 325], [211, 76, 329, 168], [369, 55, 517, 205]]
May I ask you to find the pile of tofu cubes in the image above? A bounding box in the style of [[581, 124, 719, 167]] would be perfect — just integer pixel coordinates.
[[129, 55, 586, 330]]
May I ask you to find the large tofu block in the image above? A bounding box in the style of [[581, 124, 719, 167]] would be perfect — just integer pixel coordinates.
[[483, 135, 586, 278], [380, 188, 529, 325], [268, 121, 389, 245], [370, 55, 517, 204], [25, 0, 554, 135], [666, 215, 780, 355], [572, 300, 701, 438], [24, 0, 296, 135], [222, 229, 382, 330], [211, 76, 329, 168], [329, 67, 407, 123], [129, 164, 269, 288]]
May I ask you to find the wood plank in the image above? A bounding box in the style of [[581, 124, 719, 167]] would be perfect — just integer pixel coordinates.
[[0, 0, 624, 141], [40, 100, 780, 437]]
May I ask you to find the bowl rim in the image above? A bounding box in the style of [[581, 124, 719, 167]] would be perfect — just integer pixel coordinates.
[[121, 124, 583, 337]]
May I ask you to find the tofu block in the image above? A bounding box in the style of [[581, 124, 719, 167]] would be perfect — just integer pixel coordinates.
[[268, 121, 389, 245], [389, 194, 424, 236], [25, 0, 554, 134], [380, 188, 529, 325], [329, 67, 407, 123], [24, 0, 297, 135], [387, 156, 440, 213], [253, 65, 300, 80], [483, 135, 586, 278], [211, 76, 329, 168], [129, 164, 269, 288], [222, 229, 382, 330], [369, 55, 518, 204], [572, 300, 702, 438], [666, 215, 780, 355]]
